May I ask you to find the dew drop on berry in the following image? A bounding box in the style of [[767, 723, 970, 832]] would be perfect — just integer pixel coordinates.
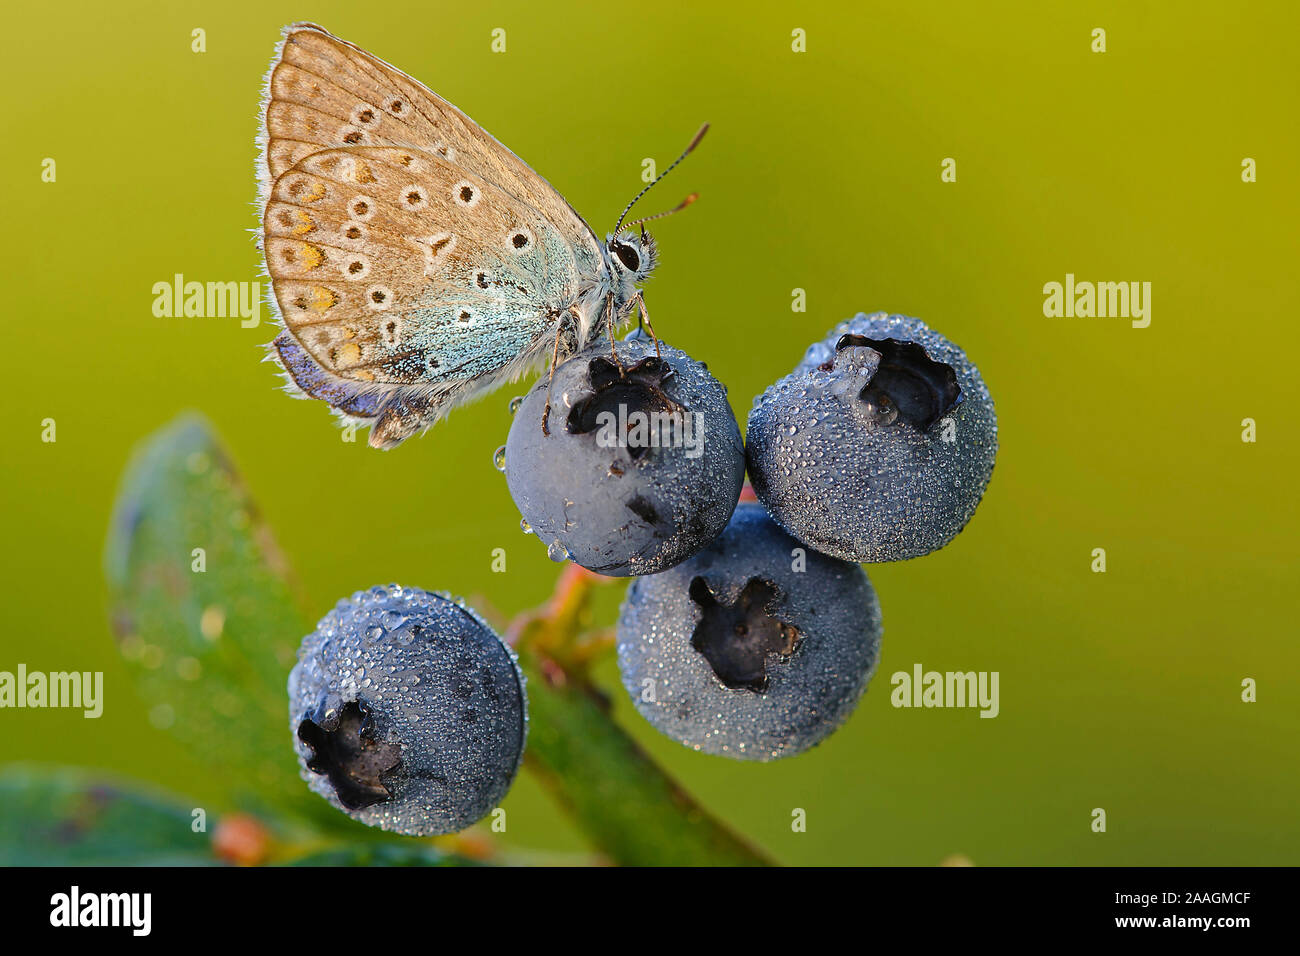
[[861, 393, 899, 426], [804, 342, 831, 366], [492, 445, 507, 471]]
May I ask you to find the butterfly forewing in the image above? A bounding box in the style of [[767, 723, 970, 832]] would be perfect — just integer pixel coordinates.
[[261, 23, 600, 258]]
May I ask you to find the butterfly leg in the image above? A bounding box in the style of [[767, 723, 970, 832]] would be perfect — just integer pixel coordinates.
[[541, 315, 572, 437], [631, 292, 662, 358], [604, 292, 627, 375]]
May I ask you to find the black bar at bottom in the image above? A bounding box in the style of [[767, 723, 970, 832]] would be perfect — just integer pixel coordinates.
[[1, 865, 1287, 940]]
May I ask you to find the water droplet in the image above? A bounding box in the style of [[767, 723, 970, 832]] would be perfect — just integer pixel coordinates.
[[546, 539, 569, 562], [861, 389, 899, 426], [508, 396, 523, 415], [520, 518, 533, 535], [365, 625, 385, 643], [493, 445, 507, 471], [804, 342, 832, 366]]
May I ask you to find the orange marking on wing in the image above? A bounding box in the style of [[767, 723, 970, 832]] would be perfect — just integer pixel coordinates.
[[299, 243, 325, 270], [304, 286, 340, 312]]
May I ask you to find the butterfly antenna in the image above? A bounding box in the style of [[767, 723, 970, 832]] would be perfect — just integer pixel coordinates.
[[612, 123, 709, 235], [626, 193, 699, 230]]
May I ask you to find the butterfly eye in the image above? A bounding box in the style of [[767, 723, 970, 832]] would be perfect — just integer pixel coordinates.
[[612, 242, 640, 272]]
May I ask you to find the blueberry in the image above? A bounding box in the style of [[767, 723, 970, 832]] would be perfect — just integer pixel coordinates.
[[616, 503, 882, 760], [504, 336, 745, 576], [288, 585, 527, 835], [746, 312, 997, 562]]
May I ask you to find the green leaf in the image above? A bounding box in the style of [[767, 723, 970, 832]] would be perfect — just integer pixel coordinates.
[[519, 653, 772, 866], [104, 413, 317, 818], [284, 844, 472, 867], [0, 766, 217, 865]]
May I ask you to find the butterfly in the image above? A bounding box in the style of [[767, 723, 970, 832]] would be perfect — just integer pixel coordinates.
[[257, 23, 705, 449]]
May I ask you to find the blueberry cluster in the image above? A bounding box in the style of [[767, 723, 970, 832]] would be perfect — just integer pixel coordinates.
[[290, 312, 997, 833], [504, 312, 996, 760]]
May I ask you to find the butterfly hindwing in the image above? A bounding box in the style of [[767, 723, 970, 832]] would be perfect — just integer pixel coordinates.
[[265, 145, 581, 386]]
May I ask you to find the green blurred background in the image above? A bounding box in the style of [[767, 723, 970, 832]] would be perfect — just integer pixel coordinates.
[[4, 0, 1297, 864]]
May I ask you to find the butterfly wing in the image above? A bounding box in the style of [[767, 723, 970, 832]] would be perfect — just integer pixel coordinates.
[[258, 23, 606, 446], [265, 145, 579, 384]]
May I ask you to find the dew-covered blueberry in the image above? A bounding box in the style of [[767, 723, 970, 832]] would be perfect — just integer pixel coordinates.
[[503, 335, 745, 576], [288, 585, 527, 835], [746, 312, 997, 563], [616, 503, 882, 760]]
